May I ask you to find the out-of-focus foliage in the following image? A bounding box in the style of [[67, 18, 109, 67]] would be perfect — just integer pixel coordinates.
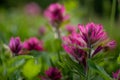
[[0, 0, 120, 80]]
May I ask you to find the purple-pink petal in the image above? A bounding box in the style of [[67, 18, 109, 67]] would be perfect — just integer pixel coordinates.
[[92, 46, 103, 57]]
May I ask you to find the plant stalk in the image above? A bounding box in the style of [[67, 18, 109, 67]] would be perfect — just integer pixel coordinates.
[[110, 0, 116, 26]]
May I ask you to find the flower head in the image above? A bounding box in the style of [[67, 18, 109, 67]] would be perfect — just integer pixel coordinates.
[[9, 37, 22, 55], [44, 3, 69, 27], [45, 67, 62, 80], [23, 37, 43, 51], [112, 69, 120, 80]]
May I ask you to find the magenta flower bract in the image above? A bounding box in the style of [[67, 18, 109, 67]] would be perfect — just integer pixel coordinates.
[[62, 33, 87, 66], [78, 22, 108, 47], [112, 69, 120, 80], [106, 40, 116, 49], [9, 37, 22, 55], [45, 67, 62, 80], [44, 3, 69, 27], [66, 25, 76, 33], [23, 37, 43, 51]]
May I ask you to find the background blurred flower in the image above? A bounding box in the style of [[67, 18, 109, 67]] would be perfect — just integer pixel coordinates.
[[45, 67, 62, 80], [38, 26, 46, 36], [23, 37, 43, 51], [112, 69, 120, 79], [24, 2, 41, 16], [44, 3, 69, 27], [9, 37, 22, 55]]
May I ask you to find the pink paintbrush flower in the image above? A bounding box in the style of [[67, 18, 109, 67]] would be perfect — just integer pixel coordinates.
[[23, 37, 43, 51], [44, 3, 69, 27], [112, 69, 120, 80], [9, 37, 22, 55]]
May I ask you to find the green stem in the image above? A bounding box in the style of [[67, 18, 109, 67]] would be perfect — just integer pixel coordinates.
[[110, 0, 116, 26], [88, 44, 92, 58]]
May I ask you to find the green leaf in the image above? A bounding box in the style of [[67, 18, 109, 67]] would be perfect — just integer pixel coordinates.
[[7, 55, 33, 67], [7, 59, 25, 75], [6, 55, 34, 78], [87, 59, 112, 80], [22, 59, 41, 79]]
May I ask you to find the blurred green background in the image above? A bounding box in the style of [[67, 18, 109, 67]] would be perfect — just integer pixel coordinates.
[[0, 0, 120, 78]]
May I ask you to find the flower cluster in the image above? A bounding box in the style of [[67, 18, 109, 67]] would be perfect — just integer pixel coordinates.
[[44, 3, 69, 27], [41, 67, 62, 80], [9, 37, 44, 55], [62, 22, 116, 67]]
